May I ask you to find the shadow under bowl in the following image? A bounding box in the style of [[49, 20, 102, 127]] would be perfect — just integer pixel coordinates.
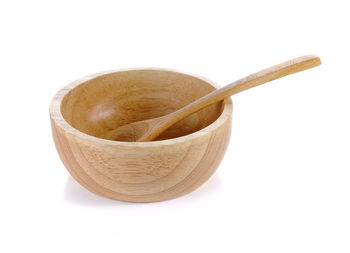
[[50, 68, 232, 202]]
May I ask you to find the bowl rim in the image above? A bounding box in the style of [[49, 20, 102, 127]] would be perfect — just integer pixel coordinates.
[[49, 67, 233, 147]]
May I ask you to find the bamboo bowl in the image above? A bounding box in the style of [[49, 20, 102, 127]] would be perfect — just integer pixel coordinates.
[[50, 69, 233, 202]]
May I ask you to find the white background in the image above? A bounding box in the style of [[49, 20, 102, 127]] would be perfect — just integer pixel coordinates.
[[0, 0, 349, 252]]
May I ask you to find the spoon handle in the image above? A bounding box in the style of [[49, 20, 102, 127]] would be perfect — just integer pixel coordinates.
[[162, 55, 321, 128]]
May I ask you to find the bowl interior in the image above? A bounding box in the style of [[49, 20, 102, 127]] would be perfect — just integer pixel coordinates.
[[61, 69, 224, 141]]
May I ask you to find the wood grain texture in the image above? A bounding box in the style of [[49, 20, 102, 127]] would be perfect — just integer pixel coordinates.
[[50, 69, 232, 202]]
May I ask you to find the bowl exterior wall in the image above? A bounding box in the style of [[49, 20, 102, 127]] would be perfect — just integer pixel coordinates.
[[51, 115, 231, 202]]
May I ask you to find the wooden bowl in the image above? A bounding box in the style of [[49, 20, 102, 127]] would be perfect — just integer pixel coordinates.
[[50, 68, 233, 202]]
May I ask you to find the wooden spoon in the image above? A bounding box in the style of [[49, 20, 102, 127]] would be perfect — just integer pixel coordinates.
[[103, 55, 321, 142]]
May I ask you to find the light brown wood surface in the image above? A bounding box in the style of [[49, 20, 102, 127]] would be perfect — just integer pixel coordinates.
[[50, 69, 232, 202], [105, 55, 321, 142]]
